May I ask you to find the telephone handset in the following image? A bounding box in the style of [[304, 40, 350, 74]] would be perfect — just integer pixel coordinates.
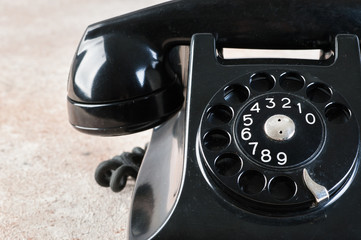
[[67, 1, 361, 239]]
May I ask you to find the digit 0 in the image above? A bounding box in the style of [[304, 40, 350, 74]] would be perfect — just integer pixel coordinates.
[[305, 113, 316, 125]]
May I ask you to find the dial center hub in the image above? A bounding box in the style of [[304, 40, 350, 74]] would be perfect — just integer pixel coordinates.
[[264, 114, 295, 141]]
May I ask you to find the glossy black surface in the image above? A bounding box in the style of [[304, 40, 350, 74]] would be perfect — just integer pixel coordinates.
[[68, 0, 361, 103], [67, 1, 361, 238], [199, 69, 359, 213], [67, 80, 183, 136], [130, 110, 185, 239], [68, 0, 361, 135], [129, 34, 361, 239]]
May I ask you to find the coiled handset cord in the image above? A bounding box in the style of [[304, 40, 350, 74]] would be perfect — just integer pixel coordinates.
[[94, 145, 147, 192]]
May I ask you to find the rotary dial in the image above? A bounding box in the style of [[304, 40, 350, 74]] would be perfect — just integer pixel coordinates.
[[199, 70, 358, 214]]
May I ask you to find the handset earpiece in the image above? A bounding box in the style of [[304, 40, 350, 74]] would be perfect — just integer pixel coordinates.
[[67, 28, 184, 136]]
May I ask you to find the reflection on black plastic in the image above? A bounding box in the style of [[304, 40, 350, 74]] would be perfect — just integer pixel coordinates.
[[131, 184, 154, 237]]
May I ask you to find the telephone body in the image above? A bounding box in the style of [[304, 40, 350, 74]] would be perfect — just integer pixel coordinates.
[[67, 1, 361, 239]]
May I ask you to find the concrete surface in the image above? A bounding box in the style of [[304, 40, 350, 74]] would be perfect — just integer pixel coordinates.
[[0, 1, 165, 239]]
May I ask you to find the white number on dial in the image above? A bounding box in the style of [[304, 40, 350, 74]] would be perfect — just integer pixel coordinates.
[[240, 96, 317, 167], [250, 102, 260, 113], [243, 114, 253, 126], [277, 152, 287, 165], [248, 142, 258, 155], [260, 150, 288, 165], [241, 128, 252, 141], [261, 149, 272, 162], [297, 103, 317, 125], [281, 97, 291, 108], [305, 113, 316, 125], [266, 98, 276, 109], [297, 103, 302, 114]]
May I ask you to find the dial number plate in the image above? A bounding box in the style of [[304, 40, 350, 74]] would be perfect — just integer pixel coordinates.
[[236, 93, 324, 168], [199, 70, 358, 212]]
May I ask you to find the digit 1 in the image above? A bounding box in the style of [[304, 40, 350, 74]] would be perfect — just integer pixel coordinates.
[[297, 103, 302, 114]]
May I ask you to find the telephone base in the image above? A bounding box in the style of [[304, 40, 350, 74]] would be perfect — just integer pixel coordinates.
[[128, 34, 361, 239]]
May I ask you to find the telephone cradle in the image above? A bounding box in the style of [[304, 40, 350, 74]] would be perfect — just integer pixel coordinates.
[[67, 1, 361, 239]]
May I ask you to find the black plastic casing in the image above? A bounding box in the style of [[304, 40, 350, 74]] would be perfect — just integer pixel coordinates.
[[66, 0, 361, 238], [128, 34, 361, 239]]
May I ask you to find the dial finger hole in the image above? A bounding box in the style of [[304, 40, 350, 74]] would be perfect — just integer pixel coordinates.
[[203, 129, 230, 151], [207, 105, 233, 125], [250, 73, 275, 92], [224, 84, 249, 104], [269, 176, 297, 201], [306, 83, 332, 103], [279, 72, 305, 92], [325, 103, 351, 124], [238, 170, 266, 195], [215, 153, 243, 177]]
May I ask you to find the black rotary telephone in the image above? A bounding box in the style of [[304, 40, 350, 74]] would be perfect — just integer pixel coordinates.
[[67, 1, 361, 239]]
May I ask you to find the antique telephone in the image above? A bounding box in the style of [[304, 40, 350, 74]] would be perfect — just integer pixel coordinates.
[[67, 0, 361, 239]]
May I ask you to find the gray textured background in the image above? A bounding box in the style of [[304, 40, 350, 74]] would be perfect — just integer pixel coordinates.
[[0, 1, 165, 239]]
